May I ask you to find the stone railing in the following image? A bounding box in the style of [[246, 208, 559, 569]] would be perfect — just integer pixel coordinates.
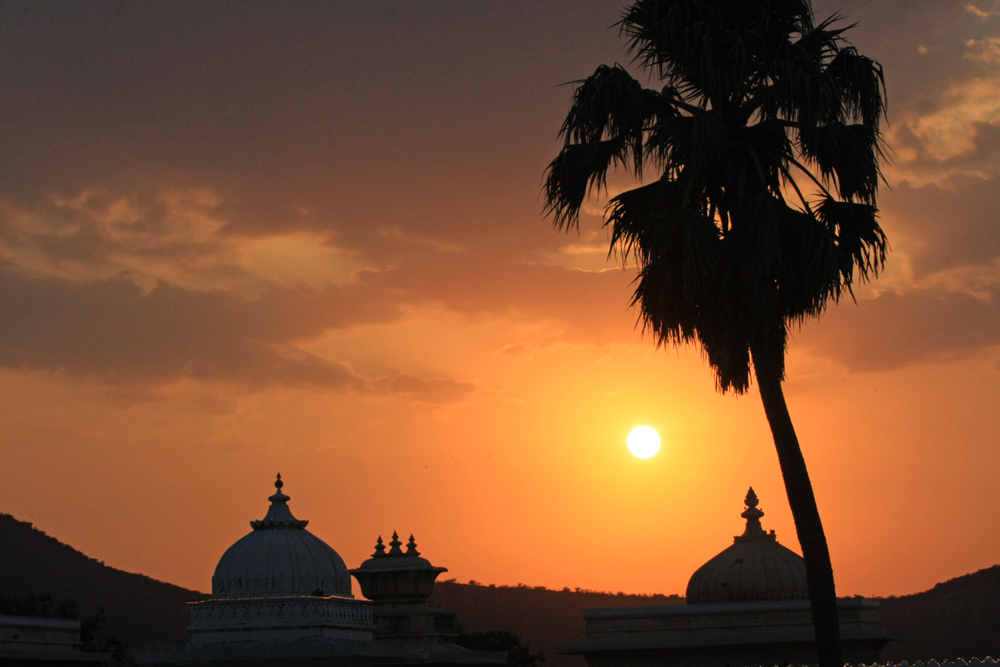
[[0, 615, 83, 650], [190, 595, 373, 631], [770, 661, 1000, 667], [863, 662, 998, 667]]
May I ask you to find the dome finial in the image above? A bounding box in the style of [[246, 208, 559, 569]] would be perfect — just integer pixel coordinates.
[[388, 531, 404, 556], [252, 473, 303, 530], [373, 536, 387, 558], [736, 486, 770, 542], [406, 534, 420, 557], [268, 473, 290, 504]]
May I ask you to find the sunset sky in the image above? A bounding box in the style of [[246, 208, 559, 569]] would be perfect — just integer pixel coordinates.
[[2, 1, 1000, 600]]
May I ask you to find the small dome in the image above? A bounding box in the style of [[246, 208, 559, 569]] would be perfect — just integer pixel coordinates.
[[686, 488, 807, 604], [211, 474, 352, 598]]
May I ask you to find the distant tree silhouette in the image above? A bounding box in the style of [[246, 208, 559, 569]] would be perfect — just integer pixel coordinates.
[[457, 630, 545, 667], [0, 593, 123, 657], [0, 592, 77, 619], [542, 2, 888, 667]]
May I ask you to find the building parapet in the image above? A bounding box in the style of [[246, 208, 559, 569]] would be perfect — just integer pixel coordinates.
[[0, 614, 110, 664], [189, 595, 373, 644]]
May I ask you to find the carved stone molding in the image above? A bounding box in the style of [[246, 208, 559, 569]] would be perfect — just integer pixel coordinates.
[[189, 596, 373, 644]]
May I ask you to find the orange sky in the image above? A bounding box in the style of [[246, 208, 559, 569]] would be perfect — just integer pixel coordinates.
[[2, 1, 1000, 599]]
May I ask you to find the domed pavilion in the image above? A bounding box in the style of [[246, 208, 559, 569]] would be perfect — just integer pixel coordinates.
[[136, 475, 505, 667], [560, 488, 898, 667], [187, 474, 371, 645], [686, 487, 808, 605], [211, 474, 352, 600]]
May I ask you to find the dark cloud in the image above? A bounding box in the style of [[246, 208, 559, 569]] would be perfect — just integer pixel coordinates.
[[359, 253, 640, 346], [889, 122, 1000, 180], [0, 268, 397, 388], [0, 248, 641, 393], [0, 2, 625, 256], [495, 343, 532, 357], [842, 2, 1000, 181], [796, 287, 1000, 372], [376, 374, 479, 405], [821, 0, 986, 103], [0, 187, 233, 278], [883, 173, 1000, 276]]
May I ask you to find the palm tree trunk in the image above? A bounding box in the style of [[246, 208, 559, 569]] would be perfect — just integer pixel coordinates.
[[751, 346, 842, 667]]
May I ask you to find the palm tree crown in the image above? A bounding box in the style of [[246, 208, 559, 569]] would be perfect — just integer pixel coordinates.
[[544, 0, 888, 393]]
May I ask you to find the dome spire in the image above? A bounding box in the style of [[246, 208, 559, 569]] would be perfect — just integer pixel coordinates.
[[251, 474, 308, 530], [269, 473, 290, 503], [406, 534, 420, 557], [735, 487, 774, 543], [373, 536, 387, 558], [388, 531, 404, 556]]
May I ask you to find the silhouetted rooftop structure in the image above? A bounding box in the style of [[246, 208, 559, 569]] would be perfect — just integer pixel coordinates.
[[560, 488, 899, 667], [0, 614, 110, 665], [211, 474, 354, 599], [351, 532, 456, 646], [134, 475, 505, 667], [687, 487, 809, 604]]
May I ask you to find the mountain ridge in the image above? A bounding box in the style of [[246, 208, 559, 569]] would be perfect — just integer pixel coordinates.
[[0, 513, 208, 651]]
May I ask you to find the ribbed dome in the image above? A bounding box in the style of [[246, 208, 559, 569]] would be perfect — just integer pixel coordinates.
[[211, 474, 352, 599], [686, 488, 807, 605]]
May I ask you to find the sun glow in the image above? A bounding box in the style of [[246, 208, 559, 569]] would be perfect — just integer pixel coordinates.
[[627, 426, 661, 459]]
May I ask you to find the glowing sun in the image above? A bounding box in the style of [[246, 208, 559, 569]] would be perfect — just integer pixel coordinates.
[[627, 426, 661, 459]]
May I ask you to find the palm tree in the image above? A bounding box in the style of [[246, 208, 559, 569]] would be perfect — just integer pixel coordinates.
[[543, 2, 887, 666]]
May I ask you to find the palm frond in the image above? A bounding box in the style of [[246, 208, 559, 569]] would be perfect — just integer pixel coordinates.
[[773, 206, 842, 318], [607, 179, 721, 280], [825, 48, 886, 131], [561, 64, 659, 150], [816, 197, 887, 283], [544, 64, 662, 230], [799, 122, 881, 203]]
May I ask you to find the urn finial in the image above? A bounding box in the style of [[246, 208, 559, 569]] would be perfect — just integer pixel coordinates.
[[736, 486, 770, 542], [388, 531, 404, 556]]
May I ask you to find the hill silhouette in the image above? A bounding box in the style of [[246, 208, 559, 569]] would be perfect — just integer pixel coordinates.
[[431, 581, 682, 667], [0, 513, 208, 651], [881, 565, 1000, 662], [3, 512, 1000, 664]]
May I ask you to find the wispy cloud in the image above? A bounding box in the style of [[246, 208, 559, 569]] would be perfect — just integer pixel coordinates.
[[798, 285, 1000, 372], [373, 373, 479, 404], [0, 187, 364, 296], [904, 78, 1000, 161], [0, 268, 388, 389], [964, 37, 1000, 63]]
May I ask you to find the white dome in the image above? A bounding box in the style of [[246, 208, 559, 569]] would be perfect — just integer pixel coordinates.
[[211, 475, 352, 599]]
